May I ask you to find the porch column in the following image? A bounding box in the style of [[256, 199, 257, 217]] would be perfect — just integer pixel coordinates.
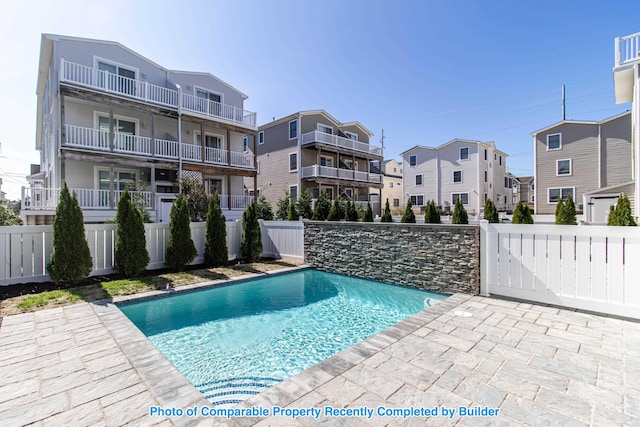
[[109, 107, 114, 152], [200, 122, 205, 163], [227, 174, 231, 210], [59, 93, 66, 185], [150, 165, 156, 209], [253, 131, 258, 202], [150, 113, 155, 156], [227, 129, 231, 166], [109, 164, 115, 209]]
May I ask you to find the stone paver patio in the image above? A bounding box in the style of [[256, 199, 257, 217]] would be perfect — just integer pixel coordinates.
[[1, 272, 639, 426]]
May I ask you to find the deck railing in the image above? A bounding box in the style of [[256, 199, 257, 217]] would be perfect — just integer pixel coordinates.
[[615, 32, 640, 67], [65, 125, 152, 156], [301, 131, 383, 156], [205, 147, 228, 165], [61, 59, 257, 129], [301, 165, 382, 183], [21, 187, 153, 210]]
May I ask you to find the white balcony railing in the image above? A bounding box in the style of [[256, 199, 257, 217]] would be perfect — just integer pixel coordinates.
[[205, 147, 227, 165], [230, 151, 254, 168], [301, 131, 383, 156], [301, 165, 382, 184], [615, 32, 640, 67], [181, 143, 202, 161], [155, 139, 180, 159], [65, 125, 152, 156], [61, 59, 257, 129], [22, 187, 153, 211]]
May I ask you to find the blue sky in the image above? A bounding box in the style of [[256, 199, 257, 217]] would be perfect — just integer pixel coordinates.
[[0, 0, 637, 199]]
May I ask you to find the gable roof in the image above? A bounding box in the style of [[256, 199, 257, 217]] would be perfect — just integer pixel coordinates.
[[530, 111, 631, 136], [259, 110, 373, 136], [401, 139, 507, 156]]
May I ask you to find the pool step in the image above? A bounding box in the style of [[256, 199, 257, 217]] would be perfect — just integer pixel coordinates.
[[195, 376, 282, 408]]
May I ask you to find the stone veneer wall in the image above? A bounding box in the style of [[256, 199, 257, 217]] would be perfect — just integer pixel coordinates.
[[304, 221, 480, 295]]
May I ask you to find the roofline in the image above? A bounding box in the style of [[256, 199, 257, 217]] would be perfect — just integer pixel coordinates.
[[168, 70, 248, 100], [584, 180, 634, 195], [530, 111, 631, 137], [401, 138, 508, 156], [259, 110, 374, 137]]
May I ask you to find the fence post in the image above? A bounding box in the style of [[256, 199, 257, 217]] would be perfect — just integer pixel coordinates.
[[479, 220, 490, 296]]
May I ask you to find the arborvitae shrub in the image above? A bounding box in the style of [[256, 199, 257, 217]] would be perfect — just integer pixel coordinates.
[[346, 200, 359, 221], [554, 198, 565, 224], [363, 202, 374, 222], [114, 189, 150, 277], [240, 202, 262, 262], [512, 202, 534, 224], [312, 191, 331, 220], [297, 188, 313, 219], [425, 200, 441, 224], [327, 199, 342, 221], [255, 195, 274, 220], [451, 198, 469, 224], [608, 193, 636, 226], [561, 194, 577, 225], [381, 199, 393, 222], [275, 191, 290, 220], [483, 199, 499, 223], [401, 200, 416, 223], [166, 196, 197, 270], [47, 184, 92, 284], [287, 198, 300, 220], [204, 193, 228, 267]]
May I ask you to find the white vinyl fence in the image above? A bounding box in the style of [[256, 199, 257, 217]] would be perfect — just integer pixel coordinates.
[[480, 222, 640, 319], [0, 220, 304, 285]]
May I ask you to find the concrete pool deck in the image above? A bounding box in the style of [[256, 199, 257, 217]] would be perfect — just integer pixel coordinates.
[[0, 273, 639, 426]]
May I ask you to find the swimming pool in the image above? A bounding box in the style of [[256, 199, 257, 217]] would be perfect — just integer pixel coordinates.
[[119, 269, 448, 407]]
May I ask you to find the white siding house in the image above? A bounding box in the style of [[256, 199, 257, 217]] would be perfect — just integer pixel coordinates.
[[24, 34, 258, 224], [401, 139, 512, 218]]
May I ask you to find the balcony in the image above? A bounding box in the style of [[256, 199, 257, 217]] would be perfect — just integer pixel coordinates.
[[60, 59, 257, 129], [301, 165, 382, 184], [614, 32, 640, 103], [301, 131, 383, 157], [64, 125, 254, 169], [615, 32, 640, 68]]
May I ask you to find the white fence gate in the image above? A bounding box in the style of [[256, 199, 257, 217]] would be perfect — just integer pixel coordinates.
[[0, 220, 304, 285], [480, 222, 640, 319]]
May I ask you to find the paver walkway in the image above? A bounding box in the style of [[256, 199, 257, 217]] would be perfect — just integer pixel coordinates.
[[0, 282, 638, 426]]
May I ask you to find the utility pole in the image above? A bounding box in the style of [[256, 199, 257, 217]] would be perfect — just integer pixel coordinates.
[[562, 85, 566, 121], [380, 128, 385, 150]]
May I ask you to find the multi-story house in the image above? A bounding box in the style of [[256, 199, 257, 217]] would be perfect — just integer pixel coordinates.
[[22, 34, 257, 225], [380, 159, 403, 213], [613, 31, 640, 220], [531, 112, 632, 221], [515, 176, 535, 212], [401, 139, 512, 218], [248, 110, 383, 214]]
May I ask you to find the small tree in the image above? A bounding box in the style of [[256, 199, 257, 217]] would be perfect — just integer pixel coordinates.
[[346, 200, 359, 221], [287, 198, 300, 220], [166, 196, 197, 270], [363, 202, 374, 222], [181, 177, 208, 222], [608, 194, 637, 226], [204, 193, 228, 267], [425, 200, 441, 224], [114, 189, 150, 277], [255, 195, 274, 220], [327, 198, 342, 221], [451, 198, 468, 224], [381, 199, 393, 222], [554, 198, 565, 224], [401, 200, 416, 223], [483, 199, 499, 223], [312, 191, 331, 220], [275, 190, 290, 220], [0, 200, 22, 226], [512, 202, 534, 224], [297, 188, 313, 219], [561, 194, 577, 225], [240, 202, 262, 262], [47, 184, 92, 284]]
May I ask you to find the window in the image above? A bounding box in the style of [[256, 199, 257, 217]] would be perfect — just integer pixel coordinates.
[[557, 159, 572, 176], [320, 155, 333, 167], [484, 171, 487, 182], [96, 60, 137, 95], [257, 160, 260, 174], [243, 136, 248, 152], [290, 185, 298, 201], [317, 123, 333, 134], [196, 88, 223, 115], [499, 156, 502, 166], [504, 177, 509, 188], [206, 178, 224, 195], [393, 198, 400, 207], [389, 182, 394, 188], [531, 195, 535, 202], [344, 131, 358, 141], [415, 175, 423, 186], [195, 133, 222, 149], [484, 193, 488, 202], [289, 120, 298, 140], [547, 133, 561, 150], [289, 153, 297, 172], [453, 171, 462, 183], [409, 155, 417, 166], [459, 147, 469, 161], [393, 167, 397, 173], [531, 182, 535, 190], [452, 193, 469, 205], [344, 159, 358, 170], [98, 169, 136, 191], [504, 196, 507, 204], [548, 187, 574, 203], [484, 149, 487, 161], [410, 195, 425, 206], [258, 131, 264, 145]]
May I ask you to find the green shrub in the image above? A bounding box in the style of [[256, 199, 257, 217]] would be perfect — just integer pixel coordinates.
[[275, 191, 290, 220], [240, 202, 262, 262], [180, 177, 208, 222], [297, 188, 313, 219], [425, 200, 441, 224], [114, 189, 150, 277], [166, 196, 197, 270], [483, 199, 499, 223], [0, 200, 22, 226], [363, 202, 374, 222], [312, 191, 331, 220], [401, 200, 416, 223], [556, 194, 577, 225], [451, 198, 468, 224], [346, 200, 359, 221], [327, 199, 342, 221], [47, 184, 92, 284], [512, 202, 534, 224], [381, 199, 393, 222], [204, 193, 228, 267], [255, 195, 274, 220], [608, 193, 637, 226], [554, 198, 565, 224], [287, 198, 300, 220]]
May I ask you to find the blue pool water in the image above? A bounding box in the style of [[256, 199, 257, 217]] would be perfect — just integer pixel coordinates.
[[119, 269, 448, 407]]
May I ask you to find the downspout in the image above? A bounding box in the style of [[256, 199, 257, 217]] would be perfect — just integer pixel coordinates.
[[177, 84, 183, 193], [476, 143, 481, 218]]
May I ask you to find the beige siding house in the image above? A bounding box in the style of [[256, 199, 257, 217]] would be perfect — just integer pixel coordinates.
[[380, 159, 403, 213], [24, 34, 257, 224], [532, 112, 632, 221], [248, 111, 383, 215], [515, 176, 535, 211]]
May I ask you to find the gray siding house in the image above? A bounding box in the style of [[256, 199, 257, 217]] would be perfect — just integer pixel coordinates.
[[532, 112, 632, 221], [401, 139, 512, 218], [24, 34, 258, 224], [247, 111, 383, 215]]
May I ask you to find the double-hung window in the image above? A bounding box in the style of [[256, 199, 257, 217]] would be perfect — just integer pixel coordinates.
[[453, 171, 462, 183], [548, 187, 573, 203], [289, 153, 298, 172], [459, 147, 469, 160], [410, 195, 424, 206], [415, 174, 423, 186], [452, 193, 469, 205], [289, 120, 298, 140], [409, 155, 417, 166], [547, 134, 561, 150], [557, 159, 572, 176]]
